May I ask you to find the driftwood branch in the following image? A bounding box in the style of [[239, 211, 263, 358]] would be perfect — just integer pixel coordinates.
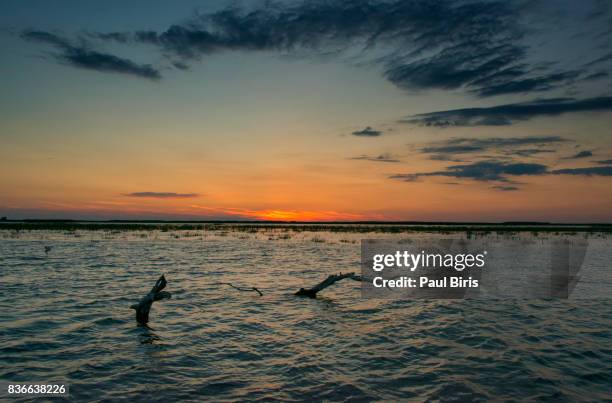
[[130, 274, 171, 324], [215, 282, 263, 296], [295, 272, 362, 298]]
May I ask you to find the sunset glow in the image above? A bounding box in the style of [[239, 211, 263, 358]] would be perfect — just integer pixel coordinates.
[[1, 1, 612, 222]]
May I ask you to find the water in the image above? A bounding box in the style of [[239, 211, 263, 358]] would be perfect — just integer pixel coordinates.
[[1, 229, 611, 401]]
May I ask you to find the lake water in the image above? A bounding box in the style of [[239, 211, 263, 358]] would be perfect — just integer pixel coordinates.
[[1, 228, 611, 401]]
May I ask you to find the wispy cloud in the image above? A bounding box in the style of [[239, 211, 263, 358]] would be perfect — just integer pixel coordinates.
[[351, 127, 383, 137], [562, 150, 593, 159], [350, 153, 400, 163], [491, 185, 520, 191], [124, 192, 199, 198], [404, 96, 612, 126], [417, 136, 568, 160], [21, 30, 161, 80], [550, 166, 612, 176], [510, 149, 556, 157], [390, 160, 548, 182], [585, 51, 612, 67], [21, 0, 608, 96], [390, 159, 612, 187]]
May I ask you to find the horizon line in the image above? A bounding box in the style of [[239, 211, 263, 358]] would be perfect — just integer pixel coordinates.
[[1, 218, 612, 226]]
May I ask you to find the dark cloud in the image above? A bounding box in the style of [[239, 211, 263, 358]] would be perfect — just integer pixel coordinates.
[[124, 192, 199, 198], [350, 154, 400, 163], [583, 71, 609, 81], [383, 43, 532, 97], [595, 159, 612, 164], [25, 0, 602, 97], [428, 154, 467, 162], [510, 148, 556, 157], [61, 49, 161, 80], [390, 160, 548, 182], [90, 32, 131, 43], [172, 61, 190, 71], [385, 43, 581, 96], [585, 51, 612, 67], [550, 166, 612, 176], [133, 0, 583, 97], [390, 159, 612, 187], [475, 71, 580, 97], [492, 185, 519, 191], [21, 30, 161, 80], [351, 127, 382, 137], [418, 136, 567, 160], [21, 30, 71, 48], [563, 150, 593, 159], [404, 96, 612, 126], [421, 144, 483, 154]]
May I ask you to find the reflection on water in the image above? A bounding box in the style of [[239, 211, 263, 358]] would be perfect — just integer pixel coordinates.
[[136, 324, 160, 345], [0, 229, 611, 401]]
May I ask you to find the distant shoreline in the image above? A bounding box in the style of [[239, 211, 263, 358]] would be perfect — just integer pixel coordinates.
[[1, 220, 611, 233]]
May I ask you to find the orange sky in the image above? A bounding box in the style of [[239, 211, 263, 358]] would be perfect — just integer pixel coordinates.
[[2, 1, 612, 222]]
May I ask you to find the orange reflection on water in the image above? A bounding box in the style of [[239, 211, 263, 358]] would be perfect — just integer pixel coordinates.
[[250, 209, 365, 221], [189, 204, 369, 221]]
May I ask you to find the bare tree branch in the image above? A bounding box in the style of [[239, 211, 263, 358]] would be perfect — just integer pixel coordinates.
[[295, 272, 363, 298], [130, 274, 172, 324], [215, 282, 263, 296]]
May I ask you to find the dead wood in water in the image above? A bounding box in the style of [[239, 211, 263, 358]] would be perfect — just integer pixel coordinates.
[[295, 272, 363, 298], [212, 273, 362, 299], [130, 274, 171, 324], [216, 282, 263, 296]]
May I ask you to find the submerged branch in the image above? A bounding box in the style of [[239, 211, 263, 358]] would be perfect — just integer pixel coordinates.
[[215, 282, 263, 296], [295, 272, 363, 298], [130, 274, 172, 324]]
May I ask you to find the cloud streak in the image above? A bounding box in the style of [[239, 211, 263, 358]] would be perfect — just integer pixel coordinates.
[[124, 192, 199, 198], [390, 160, 612, 187], [21, 0, 606, 96], [123, 0, 532, 97], [563, 150, 593, 159], [21, 30, 161, 80], [128, 0, 588, 97], [418, 136, 568, 160], [350, 153, 400, 163], [390, 161, 548, 182], [351, 127, 383, 137], [491, 185, 519, 191], [550, 166, 612, 176], [404, 96, 612, 126]]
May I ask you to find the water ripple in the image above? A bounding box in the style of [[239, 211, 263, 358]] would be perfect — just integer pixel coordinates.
[[0, 230, 611, 401]]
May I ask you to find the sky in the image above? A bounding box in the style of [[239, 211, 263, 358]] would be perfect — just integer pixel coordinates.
[[1, 0, 612, 222]]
